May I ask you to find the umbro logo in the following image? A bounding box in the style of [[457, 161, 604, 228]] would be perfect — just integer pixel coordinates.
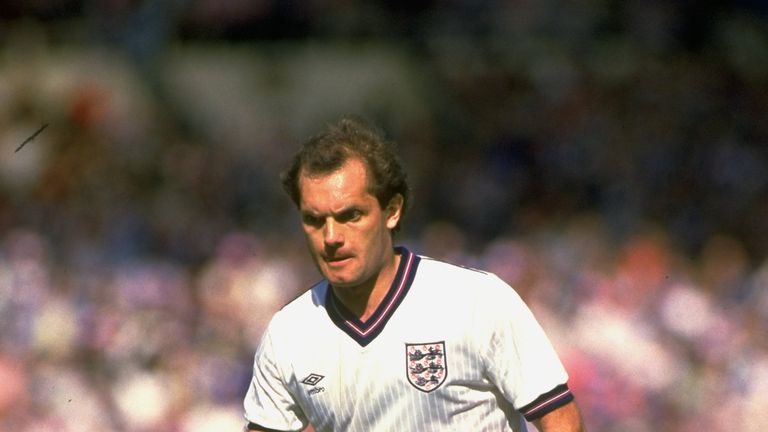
[[301, 373, 325, 386], [301, 373, 325, 396]]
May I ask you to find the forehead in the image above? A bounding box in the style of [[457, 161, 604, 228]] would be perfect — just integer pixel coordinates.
[[298, 158, 375, 209]]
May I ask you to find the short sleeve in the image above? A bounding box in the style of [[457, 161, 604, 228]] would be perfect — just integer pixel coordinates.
[[244, 322, 308, 431], [481, 276, 573, 421]]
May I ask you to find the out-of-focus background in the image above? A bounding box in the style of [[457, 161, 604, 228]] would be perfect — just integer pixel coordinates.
[[1, 1, 767, 431]]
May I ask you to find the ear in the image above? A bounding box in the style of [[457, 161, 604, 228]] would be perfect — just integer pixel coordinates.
[[384, 194, 404, 230]]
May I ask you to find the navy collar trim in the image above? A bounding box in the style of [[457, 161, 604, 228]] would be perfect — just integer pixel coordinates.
[[325, 247, 420, 347]]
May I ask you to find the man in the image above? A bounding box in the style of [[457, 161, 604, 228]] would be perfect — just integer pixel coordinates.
[[243, 116, 587, 431]]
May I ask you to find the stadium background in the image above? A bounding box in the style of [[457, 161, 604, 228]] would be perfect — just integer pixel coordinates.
[[1, 1, 767, 431]]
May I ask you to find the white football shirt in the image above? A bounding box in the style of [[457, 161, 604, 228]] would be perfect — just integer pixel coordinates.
[[244, 247, 573, 431]]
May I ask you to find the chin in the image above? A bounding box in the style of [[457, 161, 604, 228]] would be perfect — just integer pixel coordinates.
[[327, 275, 354, 287], [326, 273, 363, 290]]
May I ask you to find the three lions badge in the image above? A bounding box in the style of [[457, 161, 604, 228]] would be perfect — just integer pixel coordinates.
[[406, 341, 447, 392]]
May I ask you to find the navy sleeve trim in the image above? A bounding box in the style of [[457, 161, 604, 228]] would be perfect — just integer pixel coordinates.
[[519, 383, 574, 421], [245, 422, 291, 432]]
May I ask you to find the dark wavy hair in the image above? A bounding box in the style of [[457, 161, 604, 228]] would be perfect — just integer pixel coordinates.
[[281, 116, 410, 232]]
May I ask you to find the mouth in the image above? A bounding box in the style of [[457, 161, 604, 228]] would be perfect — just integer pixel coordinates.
[[324, 255, 352, 266]]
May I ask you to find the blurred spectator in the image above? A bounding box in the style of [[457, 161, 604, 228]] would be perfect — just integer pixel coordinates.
[[1, 2, 767, 431]]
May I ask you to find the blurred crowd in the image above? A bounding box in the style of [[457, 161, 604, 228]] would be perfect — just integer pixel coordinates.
[[1, 1, 768, 431]]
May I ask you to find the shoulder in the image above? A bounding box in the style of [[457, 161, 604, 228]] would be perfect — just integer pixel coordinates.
[[267, 281, 328, 334], [413, 253, 528, 310], [416, 254, 509, 292]]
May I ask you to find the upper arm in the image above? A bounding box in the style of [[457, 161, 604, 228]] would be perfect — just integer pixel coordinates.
[[532, 400, 586, 432], [244, 323, 308, 431], [480, 277, 570, 412]]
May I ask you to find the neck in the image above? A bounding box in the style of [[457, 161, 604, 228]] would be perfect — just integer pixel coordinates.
[[333, 250, 401, 321]]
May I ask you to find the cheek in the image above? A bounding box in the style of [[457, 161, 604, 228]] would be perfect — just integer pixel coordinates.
[[366, 221, 392, 249], [303, 230, 322, 250]]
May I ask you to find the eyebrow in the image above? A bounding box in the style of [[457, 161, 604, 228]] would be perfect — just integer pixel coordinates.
[[301, 204, 365, 219]]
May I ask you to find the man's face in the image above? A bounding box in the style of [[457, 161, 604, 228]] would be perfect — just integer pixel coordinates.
[[298, 158, 402, 291]]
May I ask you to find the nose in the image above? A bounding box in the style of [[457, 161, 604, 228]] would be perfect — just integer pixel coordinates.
[[323, 218, 344, 247]]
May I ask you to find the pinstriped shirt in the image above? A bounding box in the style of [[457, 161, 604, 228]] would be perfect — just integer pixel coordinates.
[[244, 247, 573, 431]]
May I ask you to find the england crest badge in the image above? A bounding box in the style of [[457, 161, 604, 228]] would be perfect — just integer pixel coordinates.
[[405, 341, 447, 392]]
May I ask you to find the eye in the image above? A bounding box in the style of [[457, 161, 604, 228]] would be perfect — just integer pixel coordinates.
[[337, 209, 362, 223], [302, 214, 324, 228]]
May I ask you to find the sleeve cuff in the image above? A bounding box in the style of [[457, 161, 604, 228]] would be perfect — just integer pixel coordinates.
[[245, 422, 292, 432], [518, 383, 574, 422]]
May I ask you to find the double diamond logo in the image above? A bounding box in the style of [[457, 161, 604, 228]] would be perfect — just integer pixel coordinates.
[[301, 373, 325, 386]]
